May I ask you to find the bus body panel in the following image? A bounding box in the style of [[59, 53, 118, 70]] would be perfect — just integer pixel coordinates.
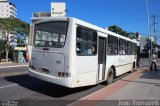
[[73, 56, 98, 87], [106, 55, 134, 77], [27, 45, 32, 61], [28, 68, 73, 87], [116, 55, 133, 76], [73, 71, 97, 87], [31, 50, 65, 76]]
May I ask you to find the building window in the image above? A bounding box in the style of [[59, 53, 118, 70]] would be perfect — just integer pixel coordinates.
[[10, 15, 14, 18]]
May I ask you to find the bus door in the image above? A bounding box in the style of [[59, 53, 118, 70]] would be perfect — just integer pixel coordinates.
[[98, 37, 106, 81]]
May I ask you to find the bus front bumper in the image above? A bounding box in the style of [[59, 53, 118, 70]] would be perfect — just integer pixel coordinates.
[[28, 68, 73, 88]]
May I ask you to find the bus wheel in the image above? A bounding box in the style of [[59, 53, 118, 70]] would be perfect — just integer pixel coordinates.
[[106, 68, 114, 85]]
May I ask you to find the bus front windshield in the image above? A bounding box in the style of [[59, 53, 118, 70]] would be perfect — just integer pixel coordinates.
[[34, 21, 68, 48]]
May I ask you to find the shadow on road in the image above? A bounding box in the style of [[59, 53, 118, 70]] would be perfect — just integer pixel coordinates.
[[4, 70, 136, 99], [139, 69, 160, 80], [119, 69, 160, 88], [121, 79, 160, 85], [4, 74, 96, 98]]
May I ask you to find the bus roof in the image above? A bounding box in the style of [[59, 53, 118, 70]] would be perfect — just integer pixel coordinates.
[[33, 17, 139, 44]]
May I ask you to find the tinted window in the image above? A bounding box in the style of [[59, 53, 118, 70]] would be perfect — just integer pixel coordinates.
[[132, 43, 137, 55], [127, 41, 132, 55], [119, 39, 126, 55], [107, 35, 118, 55], [76, 26, 97, 56], [34, 21, 68, 48]]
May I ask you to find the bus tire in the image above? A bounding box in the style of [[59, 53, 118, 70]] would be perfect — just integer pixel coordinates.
[[106, 68, 114, 85]]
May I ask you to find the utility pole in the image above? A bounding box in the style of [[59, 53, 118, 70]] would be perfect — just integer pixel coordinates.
[[153, 15, 157, 52], [145, 0, 151, 66]]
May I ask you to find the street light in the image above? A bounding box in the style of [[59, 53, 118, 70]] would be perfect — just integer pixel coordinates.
[[145, 0, 151, 66]]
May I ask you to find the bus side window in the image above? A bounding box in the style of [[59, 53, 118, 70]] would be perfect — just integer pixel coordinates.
[[44, 41, 49, 47], [76, 26, 97, 56], [76, 42, 81, 53], [132, 43, 136, 55], [119, 39, 126, 55], [77, 27, 81, 38], [127, 41, 132, 55], [76, 27, 82, 54], [108, 35, 118, 55]]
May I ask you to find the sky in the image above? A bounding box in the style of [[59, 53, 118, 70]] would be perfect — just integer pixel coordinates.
[[11, 0, 160, 37]]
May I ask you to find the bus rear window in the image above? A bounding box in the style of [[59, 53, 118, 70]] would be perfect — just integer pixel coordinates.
[[34, 21, 68, 48]]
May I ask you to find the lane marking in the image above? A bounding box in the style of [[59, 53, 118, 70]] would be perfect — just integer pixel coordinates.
[[68, 67, 148, 106], [0, 65, 28, 69], [0, 84, 18, 89], [0, 72, 28, 77], [0, 80, 40, 89]]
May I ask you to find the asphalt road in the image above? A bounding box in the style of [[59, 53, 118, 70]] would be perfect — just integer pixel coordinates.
[[0, 67, 132, 106], [0, 58, 152, 106]]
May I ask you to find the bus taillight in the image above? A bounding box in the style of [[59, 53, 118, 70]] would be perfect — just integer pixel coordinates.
[[58, 72, 70, 77], [43, 47, 49, 51]]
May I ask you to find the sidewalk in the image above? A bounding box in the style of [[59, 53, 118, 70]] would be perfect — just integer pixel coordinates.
[[70, 67, 160, 106], [106, 69, 160, 100]]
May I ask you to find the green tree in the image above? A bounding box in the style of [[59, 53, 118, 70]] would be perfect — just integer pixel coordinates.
[[108, 25, 128, 37], [0, 18, 29, 62], [143, 39, 160, 54], [17, 38, 25, 47], [127, 32, 136, 39], [107, 25, 139, 39], [0, 40, 5, 62]]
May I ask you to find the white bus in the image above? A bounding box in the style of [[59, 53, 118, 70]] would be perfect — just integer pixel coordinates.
[[28, 17, 139, 88]]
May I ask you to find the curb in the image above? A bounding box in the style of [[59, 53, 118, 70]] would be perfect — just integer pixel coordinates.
[[0, 61, 13, 65], [0, 62, 28, 66], [0, 64, 28, 69]]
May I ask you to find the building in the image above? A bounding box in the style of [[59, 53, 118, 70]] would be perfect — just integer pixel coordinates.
[[0, 0, 17, 18]]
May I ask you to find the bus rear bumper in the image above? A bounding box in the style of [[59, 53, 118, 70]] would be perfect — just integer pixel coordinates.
[[28, 68, 73, 88]]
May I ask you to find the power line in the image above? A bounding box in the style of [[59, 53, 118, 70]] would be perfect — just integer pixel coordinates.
[[117, 17, 147, 26], [117, 15, 160, 27]]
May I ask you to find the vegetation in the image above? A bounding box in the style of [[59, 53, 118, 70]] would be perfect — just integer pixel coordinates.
[[108, 25, 137, 39], [108, 25, 128, 37], [17, 38, 25, 47], [0, 18, 29, 62], [144, 39, 160, 50], [0, 40, 5, 61]]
